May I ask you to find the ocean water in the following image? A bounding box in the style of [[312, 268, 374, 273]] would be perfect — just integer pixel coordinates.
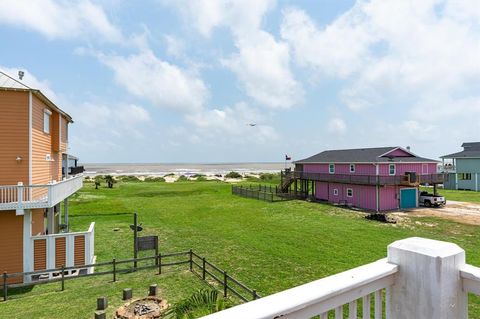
[[83, 163, 292, 176]]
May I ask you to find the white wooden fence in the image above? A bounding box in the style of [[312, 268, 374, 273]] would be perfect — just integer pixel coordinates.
[[201, 237, 480, 319]]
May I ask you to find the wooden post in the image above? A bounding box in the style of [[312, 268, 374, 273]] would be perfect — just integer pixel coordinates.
[[2, 272, 7, 301], [189, 249, 193, 272], [387, 237, 467, 319], [158, 254, 162, 275], [133, 213, 138, 269], [113, 258, 116, 282], [61, 265, 65, 291], [223, 271, 228, 298], [202, 258, 206, 280], [252, 289, 257, 300]]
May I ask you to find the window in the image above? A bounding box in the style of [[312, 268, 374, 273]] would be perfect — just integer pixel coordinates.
[[389, 164, 396, 176], [350, 164, 355, 173], [43, 109, 51, 134], [458, 173, 472, 180], [333, 189, 338, 196], [347, 188, 353, 197], [329, 164, 335, 174]]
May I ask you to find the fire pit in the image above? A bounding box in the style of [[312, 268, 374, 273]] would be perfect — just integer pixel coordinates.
[[115, 297, 168, 319]]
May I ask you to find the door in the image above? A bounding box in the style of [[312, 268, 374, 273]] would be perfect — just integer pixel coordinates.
[[400, 188, 417, 209]]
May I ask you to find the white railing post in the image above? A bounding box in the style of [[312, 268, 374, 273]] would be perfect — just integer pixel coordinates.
[[387, 237, 467, 319], [16, 182, 24, 215]]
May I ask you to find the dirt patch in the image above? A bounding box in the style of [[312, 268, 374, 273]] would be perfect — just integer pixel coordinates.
[[392, 200, 480, 225]]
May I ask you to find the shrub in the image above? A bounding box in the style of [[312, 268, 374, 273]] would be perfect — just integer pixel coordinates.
[[195, 176, 208, 181], [163, 289, 226, 318], [144, 176, 166, 182], [164, 173, 175, 177], [177, 175, 188, 182], [104, 175, 117, 188], [225, 171, 242, 179], [118, 175, 141, 182]]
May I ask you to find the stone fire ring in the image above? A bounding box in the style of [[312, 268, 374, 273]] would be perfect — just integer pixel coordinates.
[[115, 297, 168, 319]]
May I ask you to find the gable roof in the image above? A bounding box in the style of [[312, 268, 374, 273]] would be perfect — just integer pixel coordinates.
[[442, 142, 480, 159], [296, 146, 438, 164], [0, 71, 73, 123]]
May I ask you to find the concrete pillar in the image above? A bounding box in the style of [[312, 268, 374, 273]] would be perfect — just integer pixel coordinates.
[[387, 237, 467, 319], [47, 207, 55, 235]]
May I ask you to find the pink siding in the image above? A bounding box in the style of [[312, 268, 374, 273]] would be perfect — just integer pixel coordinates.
[[378, 163, 438, 176], [304, 163, 376, 175], [379, 186, 399, 210], [315, 182, 328, 200], [315, 182, 377, 210], [383, 148, 412, 157], [304, 164, 329, 174]]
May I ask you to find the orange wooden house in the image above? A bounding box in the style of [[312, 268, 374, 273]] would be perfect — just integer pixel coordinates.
[[0, 71, 94, 282]]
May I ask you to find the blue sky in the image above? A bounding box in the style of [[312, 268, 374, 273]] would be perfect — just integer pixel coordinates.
[[1, 0, 479, 163]]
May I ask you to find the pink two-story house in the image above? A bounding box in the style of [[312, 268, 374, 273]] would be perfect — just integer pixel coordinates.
[[285, 147, 442, 211]]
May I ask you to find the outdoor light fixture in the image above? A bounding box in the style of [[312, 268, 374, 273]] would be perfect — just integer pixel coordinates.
[[18, 70, 24, 80], [16, 156, 22, 162]]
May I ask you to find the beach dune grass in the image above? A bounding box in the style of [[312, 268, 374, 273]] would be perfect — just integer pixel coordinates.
[[1, 181, 480, 318]]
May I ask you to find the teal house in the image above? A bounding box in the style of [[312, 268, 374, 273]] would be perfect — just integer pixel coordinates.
[[441, 142, 480, 191]]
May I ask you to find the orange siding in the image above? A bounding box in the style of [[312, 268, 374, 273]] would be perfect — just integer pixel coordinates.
[[74, 236, 85, 266], [0, 91, 29, 186], [55, 237, 66, 268], [34, 239, 47, 271], [0, 211, 24, 281], [51, 112, 60, 152], [31, 95, 61, 186], [60, 116, 68, 152], [31, 209, 45, 236]]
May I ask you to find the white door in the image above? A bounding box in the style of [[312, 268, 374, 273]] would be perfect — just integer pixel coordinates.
[[422, 164, 428, 174]]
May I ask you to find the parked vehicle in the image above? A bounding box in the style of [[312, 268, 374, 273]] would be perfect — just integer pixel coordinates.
[[419, 191, 446, 207]]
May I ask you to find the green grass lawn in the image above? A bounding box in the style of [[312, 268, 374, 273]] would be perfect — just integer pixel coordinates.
[[1, 181, 480, 318]]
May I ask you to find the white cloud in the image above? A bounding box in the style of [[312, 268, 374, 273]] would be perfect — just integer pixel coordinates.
[[0, 0, 123, 42], [222, 31, 303, 109], [327, 117, 347, 135], [281, 1, 480, 110], [163, 0, 276, 38], [165, 0, 303, 109], [74, 103, 151, 139], [186, 102, 278, 143], [98, 50, 209, 113]]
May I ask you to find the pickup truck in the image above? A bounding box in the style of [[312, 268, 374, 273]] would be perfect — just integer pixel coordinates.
[[419, 191, 446, 207]]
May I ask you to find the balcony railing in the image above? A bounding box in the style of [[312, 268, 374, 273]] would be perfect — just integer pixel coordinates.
[[0, 174, 83, 211], [29, 222, 95, 281], [201, 237, 480, 319], [287, 171, 444, 186]]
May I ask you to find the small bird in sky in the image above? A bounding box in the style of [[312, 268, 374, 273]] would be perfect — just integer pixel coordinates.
[[246, 123, 257, 127]]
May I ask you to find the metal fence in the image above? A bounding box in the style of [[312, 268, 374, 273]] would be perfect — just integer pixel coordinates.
[[1, 250, 259, 303], [232, 184, 306, 202]]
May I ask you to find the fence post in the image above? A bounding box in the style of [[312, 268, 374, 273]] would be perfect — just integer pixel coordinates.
[[61, 265, 65, 291], [252, 289, 258, 300], [189, 249, 193, 272], [2, 272, 7, 301], [113, 258, 116, 282], [158, 254, 162, 275], [387, 237, 467, 319], [223, 271, 228, 298], [202, 258, 206, 280]]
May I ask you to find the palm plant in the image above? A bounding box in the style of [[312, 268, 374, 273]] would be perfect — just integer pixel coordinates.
[[163, 289, 226, 319], [104, 175, 116, 188]]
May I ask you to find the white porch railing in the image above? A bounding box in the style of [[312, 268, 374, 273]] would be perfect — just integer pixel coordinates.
[[201, 237, 480, 319], [0, 174, 83, 211], [29, 222, 95, 280]]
